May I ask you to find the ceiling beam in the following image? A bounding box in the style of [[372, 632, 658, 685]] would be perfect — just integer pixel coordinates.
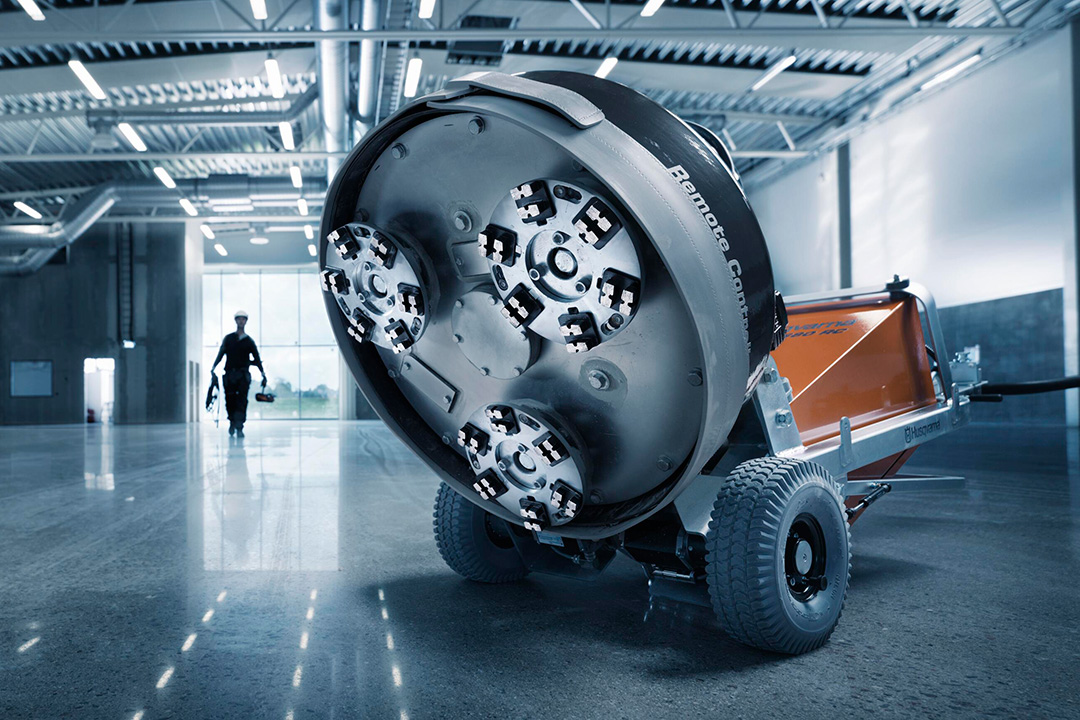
[[0, 147, 807, 163], [0, 26, 1022, 46]]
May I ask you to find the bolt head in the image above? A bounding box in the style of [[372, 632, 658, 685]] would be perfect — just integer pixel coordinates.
[[553, 232, 567, 245], [468, 117, 485, 135], [453, 334, 463, 344], [480, 367, 490, 376], [656, 456, 673, 472], [391, 143, 407, 159], [529, 268, 541, 281], [688, 369, 703, 387], [575, 281, 588, 294], [512, 366, 523, 376], [443, 395, 452, 405], [587, 370, 610, 391], [452, 211, 472, 232]]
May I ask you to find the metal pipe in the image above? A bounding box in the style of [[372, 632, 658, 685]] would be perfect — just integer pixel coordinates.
[[0, 26, 1023, 44], [84, 85, 319, 127], [316, 0, 349, 181], [356, 0, 381, 137], [0, 186, 118, 250]]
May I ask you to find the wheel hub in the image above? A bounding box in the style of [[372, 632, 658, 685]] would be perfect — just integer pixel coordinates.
[[785, 514, 828, 602]]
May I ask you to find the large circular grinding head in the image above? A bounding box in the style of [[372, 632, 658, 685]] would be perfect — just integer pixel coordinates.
[[320, 71, 779, 540]]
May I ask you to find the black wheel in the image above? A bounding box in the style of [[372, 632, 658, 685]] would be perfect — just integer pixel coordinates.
[[433, 482, 530, 583], [705, 457, 851, 654]]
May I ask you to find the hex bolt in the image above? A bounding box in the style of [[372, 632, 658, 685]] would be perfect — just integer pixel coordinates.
[[587, 369, 611, 391], [453, 334, 463, 344], [442, 434, 451, 445], [553, 232, 568, 245], [762, 367, 779, 384], [575, 281, 588, 294], [452, 211, 472, 233], [468, 117, 485, 135], [391, 143, 408, 159], [656, 456, 673, 472], [688, 369, 703, 386], [775, 409, 793, 428]]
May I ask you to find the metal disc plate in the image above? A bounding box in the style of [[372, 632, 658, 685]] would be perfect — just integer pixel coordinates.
[[451, 287, 538, 379]]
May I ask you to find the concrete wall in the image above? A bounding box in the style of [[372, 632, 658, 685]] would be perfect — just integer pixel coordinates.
[[0, 223, 189, 425], [747, 27, 1074, 425]]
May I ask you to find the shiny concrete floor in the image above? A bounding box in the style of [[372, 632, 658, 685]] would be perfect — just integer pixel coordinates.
[[0, 420, 1078, 720]]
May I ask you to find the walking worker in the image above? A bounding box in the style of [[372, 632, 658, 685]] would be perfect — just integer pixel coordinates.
[[211, 310, 266, 437]]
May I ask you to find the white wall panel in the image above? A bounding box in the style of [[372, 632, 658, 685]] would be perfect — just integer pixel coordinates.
[[748, 151, 840, 296], [849, 28, 1073, 307]]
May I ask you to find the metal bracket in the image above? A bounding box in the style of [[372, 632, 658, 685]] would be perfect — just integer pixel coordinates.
[[752, 357, 804, 456], [440, 72, 605, 129]]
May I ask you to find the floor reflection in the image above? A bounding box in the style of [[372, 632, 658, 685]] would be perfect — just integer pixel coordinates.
[[0, 421, 1077, 719], [200, 431, 340, 571]]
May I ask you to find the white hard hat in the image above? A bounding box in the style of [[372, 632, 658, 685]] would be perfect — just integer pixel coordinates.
[[234, 309, 249, 319]]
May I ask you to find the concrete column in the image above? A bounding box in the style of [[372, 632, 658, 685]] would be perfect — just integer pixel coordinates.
[[1066, 20, 1080, 427], [837, 142, 852, 289]]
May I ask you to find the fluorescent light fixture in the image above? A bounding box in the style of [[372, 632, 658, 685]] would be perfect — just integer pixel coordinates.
[[153, 166, 176, 189], [179, 198, 198, 216], [720, 127, 738, 152], [211, 204, 256, 213], [304, 224, 314, 240], [122, 340, 136, 349], [297, 198, 309, 216], [403, 58, 423, 98], [265, 58, 285, 99], [250, 236, 269, 245], [16, 0, 45, 22], [68, 60, 107, 100], [249, 0, 267, 20], [751, 54, 797, 92], [290, 166, 303, 189], [200, 224, 215, 240], [921, 53, 983, 92], [213, 243, 228, 257], [307, 243, 317, 257], [640, 0, 665, 17], [116, 123, 147, 152], [417, 0, 436, 19], [13, 201, 42, 219], [279, 121, 295, 150], [595, 57, 619, 79]]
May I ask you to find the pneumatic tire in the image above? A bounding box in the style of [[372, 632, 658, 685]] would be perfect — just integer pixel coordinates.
[[705, 457, 851, 654], [433, 483, 530, 583]]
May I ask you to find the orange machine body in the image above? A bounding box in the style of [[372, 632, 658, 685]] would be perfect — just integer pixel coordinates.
[[771, 295, 938, 484]]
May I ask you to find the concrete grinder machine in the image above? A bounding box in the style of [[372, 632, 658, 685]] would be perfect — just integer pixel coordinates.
[[318, 71, 991, 655]]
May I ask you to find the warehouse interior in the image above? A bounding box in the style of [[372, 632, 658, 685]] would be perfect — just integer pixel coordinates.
[[1, 0, 1078, 716]]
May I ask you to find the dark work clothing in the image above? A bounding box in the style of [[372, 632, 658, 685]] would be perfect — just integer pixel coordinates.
[[215, 333, 263, 432], [223, 368, 251, 431], [214, 332, 264, 373]]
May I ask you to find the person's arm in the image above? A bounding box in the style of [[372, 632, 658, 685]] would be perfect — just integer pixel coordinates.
[[211, 339, 226, 372], [250, 340, 265, 380]]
